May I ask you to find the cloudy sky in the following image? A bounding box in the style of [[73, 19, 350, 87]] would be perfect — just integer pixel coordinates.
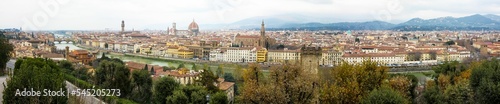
[[1, 0, 499, 30]]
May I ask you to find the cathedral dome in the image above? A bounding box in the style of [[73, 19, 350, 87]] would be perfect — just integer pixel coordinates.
[[188, 20, 199, 31]]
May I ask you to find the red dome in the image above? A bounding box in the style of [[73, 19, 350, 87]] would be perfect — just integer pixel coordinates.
[[188, 20, 199, 31]]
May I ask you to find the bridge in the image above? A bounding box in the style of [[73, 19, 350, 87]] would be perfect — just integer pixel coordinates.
[[54, 36, 76, 43]]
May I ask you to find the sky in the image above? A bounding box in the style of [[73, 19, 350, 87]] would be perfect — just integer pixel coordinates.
[[0, 0, 499, 30]]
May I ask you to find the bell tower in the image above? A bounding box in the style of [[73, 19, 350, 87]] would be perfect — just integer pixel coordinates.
[[259, 20, 266, 47], [121, 20, 125, 33]]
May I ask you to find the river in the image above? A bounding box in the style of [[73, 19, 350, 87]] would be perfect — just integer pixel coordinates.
[[53, 43, 225, 71]]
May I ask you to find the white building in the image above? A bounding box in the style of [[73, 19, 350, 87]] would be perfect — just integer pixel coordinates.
[[342, 53, 405, 65], [223, 47, 256, 63]]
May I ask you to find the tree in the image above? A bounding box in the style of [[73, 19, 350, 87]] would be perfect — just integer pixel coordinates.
[[233, 64, 243, 81], [150, 66, 155, 75], [192, 63, 198, 71], [210, 91, 228, 104], [129, 70, 152, 103], [388, 76, 412, 97], [320, 60, 388, 103], [360, 86, 409, 104], [238, 63, 266, 104], [178, 63, 185, 69], [0, 35, 14, 75], [470, 59, 500, 103], [406, 52, 422, 61], [143, 64, 148, 70], [445, 40, 455, 46], [3, 58, 67, 103], [442, 80, 473, 104], [166, 90, 189, 104], [197, 68, 219, 93], [104, 43, 109, 49], [216, 64, 224, 77], [355, 38, 360, 43], [94, 60, 131, 98], [166, 85, 209, 104], [153, 77, 179, 104], [264, 62, 319, 103]]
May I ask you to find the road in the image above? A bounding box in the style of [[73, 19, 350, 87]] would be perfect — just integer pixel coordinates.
[[0, 76, 7, 102]]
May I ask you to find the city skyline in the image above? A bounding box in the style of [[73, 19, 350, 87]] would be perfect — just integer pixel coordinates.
[[1, 0, 499, 30]]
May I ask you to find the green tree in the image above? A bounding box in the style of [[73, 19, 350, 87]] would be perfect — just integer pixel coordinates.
[[0, 34, 14, 75], [153, 77, 180, 104], [178, 63, 185, 69], [233, 64, 243, 81], [198, 68, 219, 92], [470, 59, 500, 104], [166, 90, 189, 104], [166, 85, 209, 104], [210, 91, 228, 104], [150, 66, 155, 75], [216, 64, 224, 77], [59, 60, 74, 73], [192, 63, 198, 71], [104, 43, 109, 49], [94, 60, 131, 98], [129, 70, 152, 103], [3, 58, 67, 103], [445, 40, 455, 46], [360, 86, 409, 104], [442, 80, 473, 104], [143, 64, 148, 70]]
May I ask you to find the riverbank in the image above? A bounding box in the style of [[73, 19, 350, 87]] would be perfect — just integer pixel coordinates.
[[73, 44, 252, 74]]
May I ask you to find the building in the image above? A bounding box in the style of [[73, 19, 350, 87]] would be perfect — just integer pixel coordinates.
[[267, 48, 301, 63], [300, 46, 322, 73], [169, 20, 200, 36], [233, 21, 275, 49], [256, 47, 267, 63], [216, 78, 235, 104], [342, 53, 405, 65], [66, 49, 97, 65], [223, 47, 257, 63]]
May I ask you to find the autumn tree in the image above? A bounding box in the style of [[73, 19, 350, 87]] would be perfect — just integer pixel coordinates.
[[320, 60, 388, 103], [388, 76, 412, 97], [266, 63, 319, 103], [238, 63, 266, 104]]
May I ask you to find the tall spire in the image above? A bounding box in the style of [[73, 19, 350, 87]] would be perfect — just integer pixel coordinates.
[[121, 20, 125, 32], [260, 20, 265, 37]]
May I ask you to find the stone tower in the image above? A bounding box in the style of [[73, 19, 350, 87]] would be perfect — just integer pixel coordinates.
[[172, 22, 177, 35], [300, 45, 322, 73], [121, 20, 125, 32], [259, 20, 266, 47], [65, 46, 70, 58]]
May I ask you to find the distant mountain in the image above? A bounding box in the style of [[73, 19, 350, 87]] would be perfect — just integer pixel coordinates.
[[484, 14, 500, 22], [279, 21, 395, 30], [393, 14, 500, 31], [200, 14, 500, 31]]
